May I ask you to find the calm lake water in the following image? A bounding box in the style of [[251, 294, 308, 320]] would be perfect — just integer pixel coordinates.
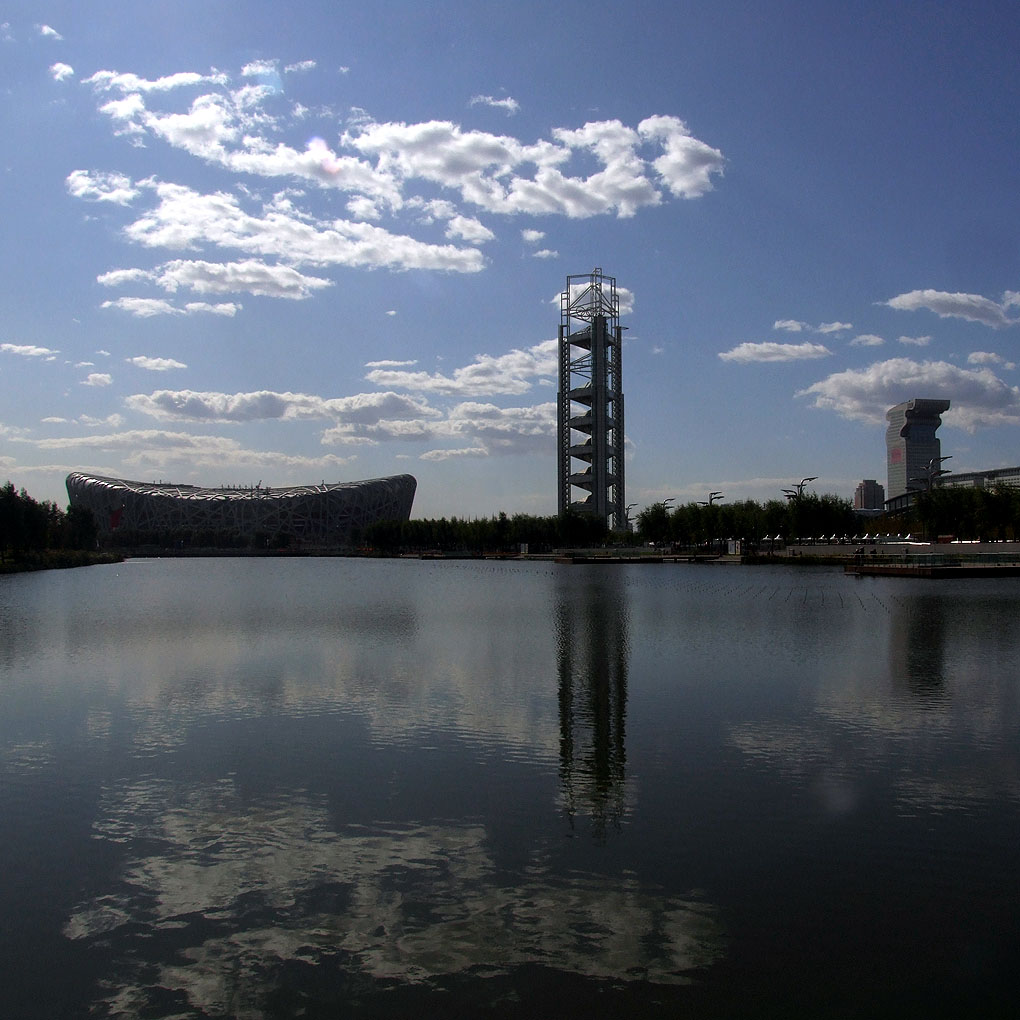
[[1, 558, 1018, 1018]]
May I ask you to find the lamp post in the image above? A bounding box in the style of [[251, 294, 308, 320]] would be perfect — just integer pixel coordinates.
[[783, 476, 817, 500], [910, 456, 952, 491], [909, 457, 952, 541], [781, 477, 816, 545]]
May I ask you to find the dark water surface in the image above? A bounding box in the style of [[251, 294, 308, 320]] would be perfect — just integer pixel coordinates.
[[2, 558, 1018, 1018]]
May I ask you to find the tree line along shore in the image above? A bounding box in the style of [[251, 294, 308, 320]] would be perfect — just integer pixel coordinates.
[[0, 481, 117, 573], [5, 481, 1020, 569]]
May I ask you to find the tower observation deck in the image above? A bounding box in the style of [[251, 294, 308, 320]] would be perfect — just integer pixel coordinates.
[[557, 269, 625, 530]]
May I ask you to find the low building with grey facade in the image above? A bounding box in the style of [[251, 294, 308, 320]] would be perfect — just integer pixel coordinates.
[[66, 472, 416, 547]]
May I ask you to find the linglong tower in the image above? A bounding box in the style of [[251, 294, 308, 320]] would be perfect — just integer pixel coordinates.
[[557, 268, 625, 530]]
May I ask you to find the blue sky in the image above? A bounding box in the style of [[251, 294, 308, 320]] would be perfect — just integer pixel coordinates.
[[3, 0, 1019, 518]]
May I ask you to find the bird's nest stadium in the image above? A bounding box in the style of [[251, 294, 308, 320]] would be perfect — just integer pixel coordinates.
[[66, 472, 417, 548]]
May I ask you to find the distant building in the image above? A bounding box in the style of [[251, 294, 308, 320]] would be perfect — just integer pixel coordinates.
[[854, 479, 885, 510], [66, 472, 416, 546], [885, 398, 951, 503], [937, 466, 1020, 490]]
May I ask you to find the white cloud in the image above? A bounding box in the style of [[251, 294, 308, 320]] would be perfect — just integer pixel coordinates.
[[346, 196, 382, 220], [109, 357, 561, 461], [897, 335, 932, 347], [364, 339, 557, 397], [797, 356, 1020, 429], [26, 429, 355, 474], [101, 296, 238, 317], [344, 114, 722, 217], [86, 69, 227, 94], [638, 115, 725, 199], [184, 301, 239, 316], [420, 446, 488, 461], [100, 297, 179, 317], [50, 62, 74, 82], [120, 181, 485, 273], [365, 359, 416, 368], [443, 399, 555, 449], [445, 215, 495, 243], [98, 93, 147, 137], [850, 334, 884, 347], [400, 400, 558, 460], [2, 343, 59, 357], [968, 351, 1016, 370], [96, 268, 154, 288], [72, 61, 725, 320], [83, 373, 112, 387], [101, 259, 333, 300], [66, 169, 139, 205], [126, 356, 187, 371], [37, 24, 63, 40], [469, 95, 520, 115], [126, 388, 440, 425], [775, 319, 851, 335], [532, 249, 558, 259], [718, 341, 832, 363], [242, 59, 278, 78], [884, 289, 1020, 328], [80, 414, 125, 428]]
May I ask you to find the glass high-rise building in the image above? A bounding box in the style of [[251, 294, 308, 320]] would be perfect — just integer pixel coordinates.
[[885, 398, 950, 501]]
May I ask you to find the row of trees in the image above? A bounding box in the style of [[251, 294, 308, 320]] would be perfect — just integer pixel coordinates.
[[0, 481, 98, 562], [364, 495, 861, 555], [635, 494, 857, 548], [909, 485, 1020, 542], [364, 510, 609, 553], [636, 485, 1020, 548]]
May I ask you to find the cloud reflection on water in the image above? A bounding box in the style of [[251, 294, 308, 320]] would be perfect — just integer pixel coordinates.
[[65, 777, 720, 1016]]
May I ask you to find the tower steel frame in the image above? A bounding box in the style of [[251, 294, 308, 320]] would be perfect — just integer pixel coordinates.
[[557, 268, 625, 530]]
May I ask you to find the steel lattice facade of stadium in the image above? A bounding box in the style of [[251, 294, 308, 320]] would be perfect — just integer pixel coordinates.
[[66, 472, 416, 547]]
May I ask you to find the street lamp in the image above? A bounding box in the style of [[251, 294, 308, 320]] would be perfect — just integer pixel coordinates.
[[698, 491, 724, 506], [783, 476, 817, 500], [923, 456, 951, 489], [909, 456, 952, 541], [624, 503, 637, 533], [909, 458, 953, 494]]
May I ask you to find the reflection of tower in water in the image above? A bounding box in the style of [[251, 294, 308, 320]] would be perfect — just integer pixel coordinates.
[[555, 573, 629, 839], [888, 595, 947, 700]]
